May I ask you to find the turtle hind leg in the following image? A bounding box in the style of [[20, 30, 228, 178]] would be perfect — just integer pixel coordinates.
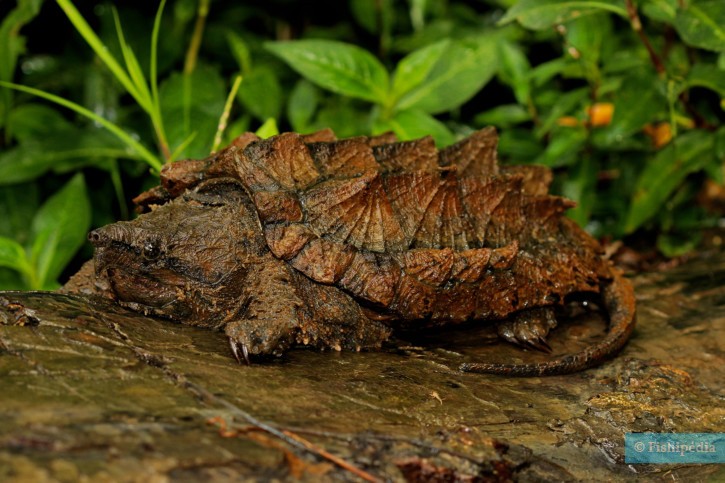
[[460, 270, 636, 377], [496, 307, 557, 353]]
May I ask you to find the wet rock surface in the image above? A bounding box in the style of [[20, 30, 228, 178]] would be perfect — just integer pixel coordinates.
[[1, 251, 724, 482]]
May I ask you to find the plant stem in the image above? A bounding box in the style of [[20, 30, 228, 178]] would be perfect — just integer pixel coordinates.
[[212, 75, 243, 153], [625, 0, 665, 75], [184, 0, 210, 75]]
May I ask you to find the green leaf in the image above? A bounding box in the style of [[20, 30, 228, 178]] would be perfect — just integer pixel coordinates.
[[565, 12, 609, 73], [0, 236, 30, 275], [684, 62, 725, 96], [625, 130, 714, 233], [255, 118, 279, 139], [533, 127, 588, 168], [288, 80, 320, 132], [30, 173, 92, 289], [642, 0, 678, 22], [0, 183, 38, 244], [226, 31, 252, 74], [498, 0, 627, 30], [390, 39, 450, 102], [593, 72, 664, 146], [0, 81, 162, 171], [674, 1, 725, 52], [535, 87, 588, 138], [0, 128, 139, 185], [265, 40, 389, 104], [497, 41, 531, 105], [657, 231, 702, 257], [498, 128, 543, 161], [395, 35, 499, 114], [160, 65, 226, 159], [237, 66, 282, 122], [0, 0, 42, 128], [474, 104, 531, 128], [6, 103, 72, 143], [374, 109, 455, 147], [561, 154, 597, 226]]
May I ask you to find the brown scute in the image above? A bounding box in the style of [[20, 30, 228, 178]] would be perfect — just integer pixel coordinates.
[[300, 171, 407, 253], [372, 136, 438, 173], [338, 252, 401, 308], [500, 164, 552, 196], [367, 131, 398, 146], [290, 238, 355, 284], [399, 248, 454, 287], [439, 126, 499, 177], [300, 128, 337, 143], [264, 223, 316, 260], [160, 158, 212, 196], [244, 132, 321, 190], [252, 191, 303, 223], [307, 137, 379, 179], [451, 248, 492, 283]]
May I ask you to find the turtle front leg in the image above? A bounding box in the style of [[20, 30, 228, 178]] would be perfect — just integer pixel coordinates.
[[223, 257, 304, 362], [497, 307, 557, 353]]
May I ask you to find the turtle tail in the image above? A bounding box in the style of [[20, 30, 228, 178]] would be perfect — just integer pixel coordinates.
[[460, 270, 636, 377]]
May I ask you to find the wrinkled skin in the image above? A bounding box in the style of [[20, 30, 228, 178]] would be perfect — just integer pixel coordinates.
[[78, 128, 636, 376]]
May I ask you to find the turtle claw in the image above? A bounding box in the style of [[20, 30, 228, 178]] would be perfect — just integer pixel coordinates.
[[498, 307, 558, 353], [229, 337, 250, 365]]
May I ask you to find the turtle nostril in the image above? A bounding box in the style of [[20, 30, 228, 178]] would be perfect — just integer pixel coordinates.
[[88, 230, 102, 243]]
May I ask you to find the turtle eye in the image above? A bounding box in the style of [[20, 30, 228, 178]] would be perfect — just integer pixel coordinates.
[[142, 241, 162, 261]]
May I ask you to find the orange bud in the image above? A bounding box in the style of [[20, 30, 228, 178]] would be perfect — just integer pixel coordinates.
[[643, 122, 672, 148], [557, 116, 580, 127], [588, 103, 614, 127]]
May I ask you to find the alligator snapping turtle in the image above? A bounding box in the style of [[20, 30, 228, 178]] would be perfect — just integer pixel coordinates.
[[73, 127, 635, 376]]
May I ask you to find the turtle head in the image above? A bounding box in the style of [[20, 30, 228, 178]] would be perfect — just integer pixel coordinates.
[[89, 179, 266, 326]]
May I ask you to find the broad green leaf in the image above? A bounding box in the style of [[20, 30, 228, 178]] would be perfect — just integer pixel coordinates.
[[565, 13, 609, 74], [535, 87, 588, 138], [312, 101, 369, 138], [625, 130, 714, 233], [255, 118, 279, 139], [390, 39, 450, 102], [0, 183, 38, 243], [288, 80, 320, 132], [498, 0, 627, 30], [0, 0, 42, 128], [395, 35, 499, 114], [7, 103, 72, 143], [684, 63, 725, 96], [674, 1, 725, 52], [0, 81, 162, 171], [533, 127, 588, 168], [237, 66, 282, 122], [0, 236, 30, 274], [657, 231, 702, 257], [529, 58, 568, 87], [642, 0, 678, 22], [0, 128, 139, 184], [561, 154, 597, 226], [497, 40, 531, 105], [160, 65, 226, 159], [226, 31, 252, 74], [265, 40, 389, 104], [594, 73, 664, 146], [498, 128, 543, 161], [373, 109, 455, 147], [30, 173, 92, 289], [474, 104, 531, 128]]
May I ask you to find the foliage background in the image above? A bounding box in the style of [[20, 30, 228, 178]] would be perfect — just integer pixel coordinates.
[[0, 0, 723, 290]]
